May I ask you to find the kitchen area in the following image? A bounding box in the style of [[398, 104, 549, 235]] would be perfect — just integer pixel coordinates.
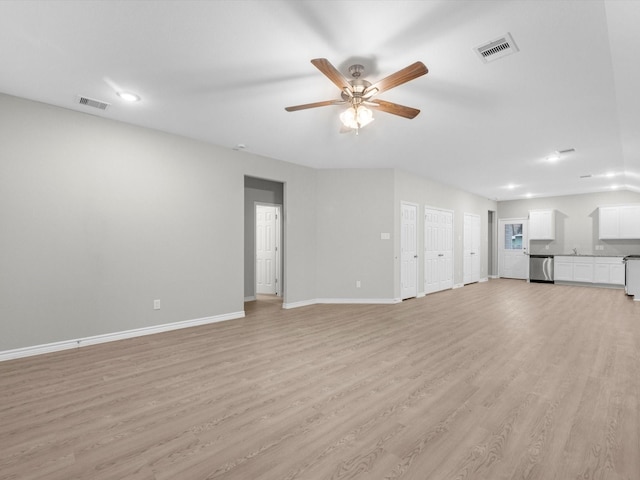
[[496, 192, 640, 300]]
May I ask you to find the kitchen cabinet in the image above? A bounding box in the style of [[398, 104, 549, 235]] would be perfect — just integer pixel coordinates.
[[573, 258, 594, 283], [599, 205, 640, 239], [593, 257, 625, 285], [554, 256, 574, 281], [529, 209, 555, 240], [554, 256, 623, 286], [619, 206, 640, 238]]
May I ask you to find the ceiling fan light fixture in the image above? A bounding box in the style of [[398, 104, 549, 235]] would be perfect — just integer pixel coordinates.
[[340, 105, 374, 130]]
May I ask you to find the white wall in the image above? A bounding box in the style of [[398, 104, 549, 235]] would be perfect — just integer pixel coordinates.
[[498, 190, 640, 256]]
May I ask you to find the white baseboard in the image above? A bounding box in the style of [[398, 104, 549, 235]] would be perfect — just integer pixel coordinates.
[[453, 283, 465, 289], [317, 298, 400, 305], [0, 311, 245, 362], [283, 297, 401, 309], [417, 292, 426, 298], [282, 298, 318, 309], [480, 277, 489, 283], [244, 296, 256, 302]]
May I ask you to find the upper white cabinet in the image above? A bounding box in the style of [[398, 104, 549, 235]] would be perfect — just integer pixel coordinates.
[[599, 205, 640, 239], [619, 205, 640, 238], [529, 209, 555, 240]]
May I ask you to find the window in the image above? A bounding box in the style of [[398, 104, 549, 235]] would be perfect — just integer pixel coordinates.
[[504, 223, 523, 250]]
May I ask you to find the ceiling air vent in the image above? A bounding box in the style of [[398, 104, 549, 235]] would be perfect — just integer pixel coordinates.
[[475, 33, 519, 63], [77, 95, 110, 110]]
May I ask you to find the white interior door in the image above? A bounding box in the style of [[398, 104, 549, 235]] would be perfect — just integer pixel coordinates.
[[425, 208, 453, 294], [498, 218, 528, 279], [463, 213, 481, 285], [401, 202, 418, 299], [256, 205, 280, 295]]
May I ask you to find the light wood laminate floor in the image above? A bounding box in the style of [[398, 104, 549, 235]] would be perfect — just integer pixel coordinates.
[[1, 279, 639, 480]]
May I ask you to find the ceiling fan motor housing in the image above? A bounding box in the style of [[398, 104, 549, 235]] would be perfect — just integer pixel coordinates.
[[341, 78, 372, 105]]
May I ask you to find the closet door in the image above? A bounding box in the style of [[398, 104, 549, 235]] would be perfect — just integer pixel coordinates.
[[425, 208, 453, 294]]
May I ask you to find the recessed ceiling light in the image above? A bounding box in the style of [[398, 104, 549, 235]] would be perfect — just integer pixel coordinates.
[[506, 183, 518, 190], [525, 192, 533, 198], [611, 184, 619, 190], [605, 172, 616, 178], [545, 148, 575, 163], [546, 151, 561, 162], [117, 91, 141, 102]]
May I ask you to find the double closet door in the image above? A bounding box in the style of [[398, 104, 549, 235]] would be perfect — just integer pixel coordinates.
[[424, 208, 454, 294]]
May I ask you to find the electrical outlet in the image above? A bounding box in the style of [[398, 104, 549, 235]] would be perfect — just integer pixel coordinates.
[[153, 299, 161, 310], [356, 280, 361, 288]]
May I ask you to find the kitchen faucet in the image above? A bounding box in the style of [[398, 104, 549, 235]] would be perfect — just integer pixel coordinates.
[[572, 247, 578, 255]]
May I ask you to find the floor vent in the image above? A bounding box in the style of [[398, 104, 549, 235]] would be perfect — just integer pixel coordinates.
[[78, 96, 110, 110], [475, 33, 519, 63]]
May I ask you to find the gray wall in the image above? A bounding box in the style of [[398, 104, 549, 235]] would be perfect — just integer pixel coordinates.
[[244, 176, 284, 299], [1, 91, 540, 353], [394, 170, 498, 293], [315, 169, 396, 300], [498, 191, 640, 256], [0, 93, 318, 351]]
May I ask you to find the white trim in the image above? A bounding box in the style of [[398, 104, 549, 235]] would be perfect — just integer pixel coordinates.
[[282, 299, 317, 309], [317, 298, 401, 305], [0, 311, 245, 362], [244, 295, 256, 302], [453, 283, 465, 289], [480, 277, 489, 283], [283, 297, 402, 309], [417, 291, 426, 298]]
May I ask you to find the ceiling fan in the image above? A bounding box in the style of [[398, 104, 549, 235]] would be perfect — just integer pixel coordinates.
[[285, 58, 428, 133]]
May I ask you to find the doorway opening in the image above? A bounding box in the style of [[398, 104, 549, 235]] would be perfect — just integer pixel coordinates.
[[488, 210, 497, 278], [244, 177, 284, 310]]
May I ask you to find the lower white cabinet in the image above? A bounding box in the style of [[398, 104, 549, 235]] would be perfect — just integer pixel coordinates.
[[573, 259, 594, 283], [553, 256, 624, 286], [593, 257, 625, 285], [554, 257, 574, 281]]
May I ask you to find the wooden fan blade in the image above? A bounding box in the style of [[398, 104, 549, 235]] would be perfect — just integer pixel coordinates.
[[367, 99, 421, 119], [310, 58, 353, 92], [285, 99, 346, 112], [364, 61, 428, 97]]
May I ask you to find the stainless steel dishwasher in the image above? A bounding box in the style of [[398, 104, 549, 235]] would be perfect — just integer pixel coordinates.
[[529, 255, 554, 283]]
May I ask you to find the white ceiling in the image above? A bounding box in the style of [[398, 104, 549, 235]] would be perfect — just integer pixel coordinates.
[[1, 0, 639, 201]]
